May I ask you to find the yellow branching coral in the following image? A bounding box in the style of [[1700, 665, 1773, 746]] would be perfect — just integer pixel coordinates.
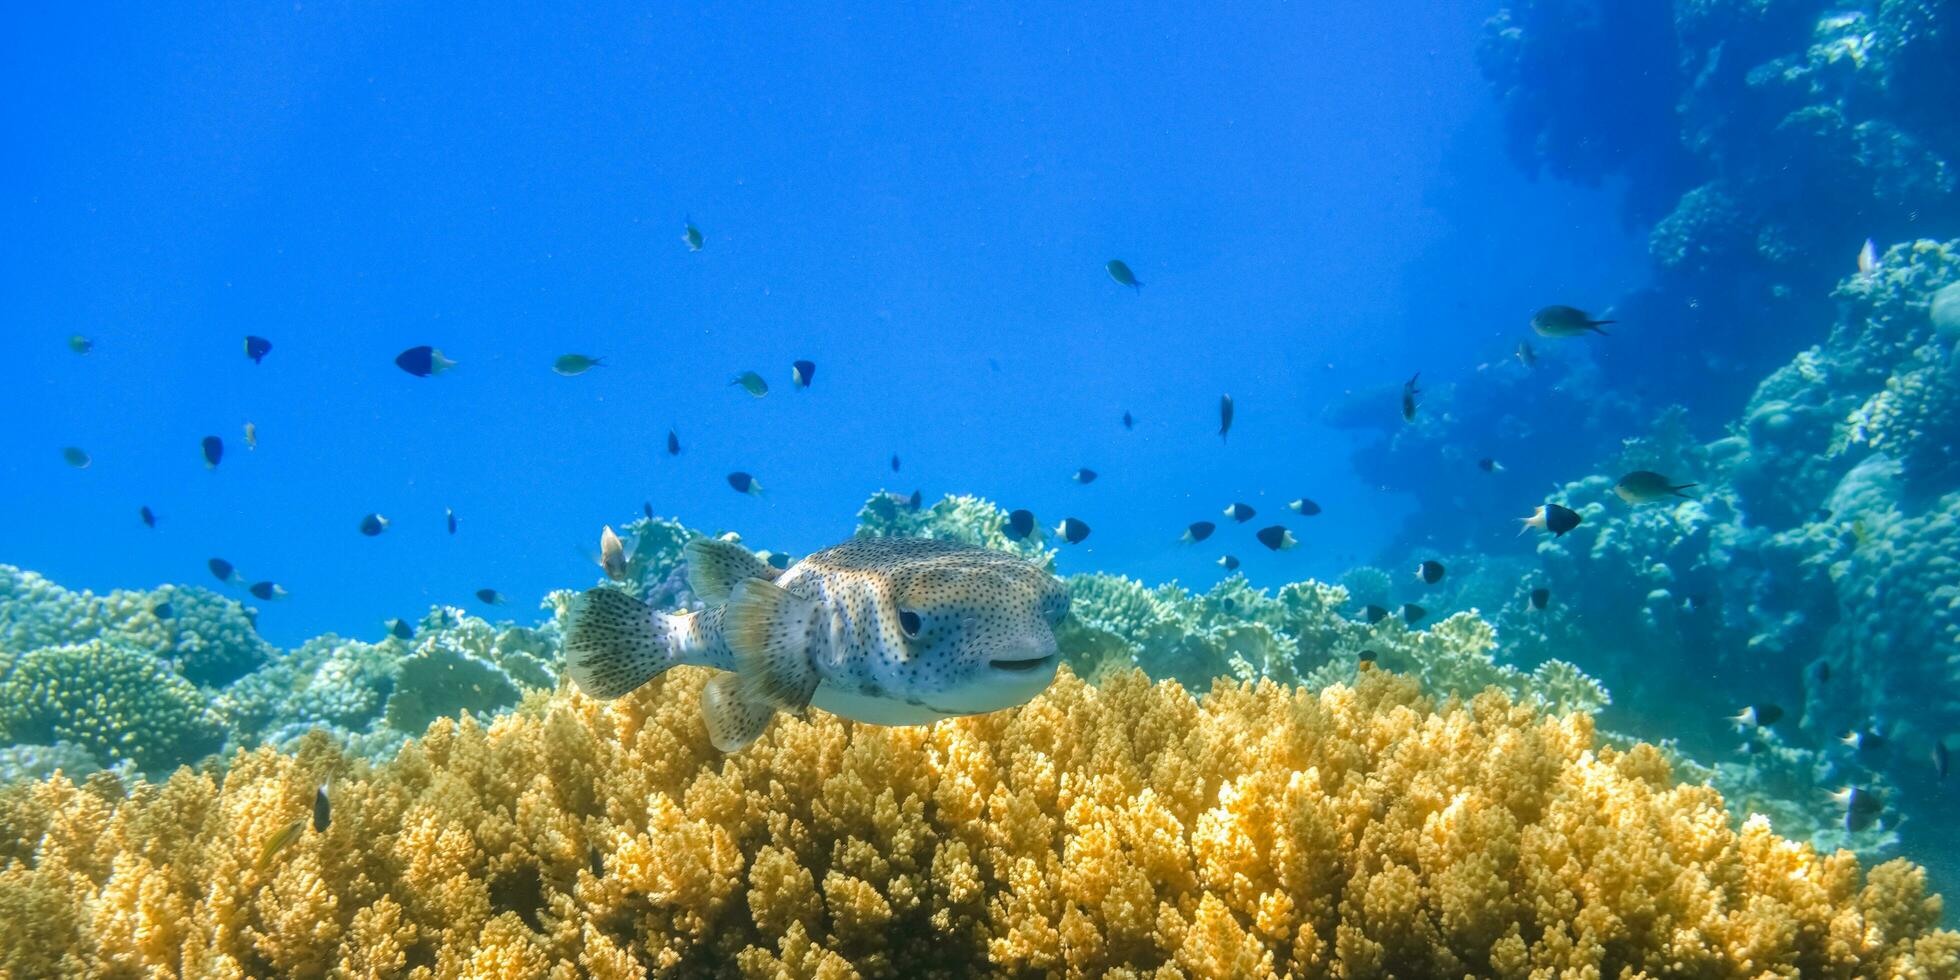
[[1, 668, 1955, 979]]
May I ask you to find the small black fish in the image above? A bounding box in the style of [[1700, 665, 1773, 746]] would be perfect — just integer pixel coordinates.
[[312, 785, 330, 833], [727, 472, 761, 495], [1817, 661, 1831, 684], [1182, 521, 1216, 543], [446, 508, 458, 534], [766, 551, 791, 570], [1255, 525, 1296, 551], [589, 844, 606, 878], [1122, 411, 1133, 430], [1073, 468, 1098, 484], [1478, 458, 1503, 474], [1289, 498, 1321, 516], [1361, 604, 1389, 625], [1005, 509, 1036, 541], [359, 513, 390, 536], [1220, 598, 1236, 613], [386, 618, 414, 640], [1106, 259, 1141, 292], [1357, 650, 1379, 668], [153, 601, 174, 620], [1223, 502, 1255, 523], [667, 429, 681, 456], [891, 454, 901, 472], [139, 505, 157, 528], [643, 502, 654, 521], [1935, 742, 1949, 781], [907, 489, 922, 511], [476, 589, 506, 605], [202, 435, 224, 469], [1401, 373, 1421, 422], [1520, 503, 1582, 537], [1217, 555, 1240, 571], [248, 581, 288, 601], [1416, 560, 1445, 585], [1055, 517, 1090, 544], [395, 345, 457, 377], [1835, 786, 1883, 833], [244, 335, 272, 364], [1842, 728, 1888, 753], [1219, 394, 1234, 442], [791, 360, 816, 389], [1729, 704, 1783, 729], [208, 558, 238, 585], [1400, 603, 1427, 625], [1529, 587, 1550, 611]]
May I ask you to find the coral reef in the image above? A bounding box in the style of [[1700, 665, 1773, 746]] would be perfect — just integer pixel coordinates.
[[855, 491, 1055, 570], [2, 666, 1954, 977]]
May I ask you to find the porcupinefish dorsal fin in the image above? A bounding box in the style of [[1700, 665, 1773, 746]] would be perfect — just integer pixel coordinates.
[[701, 673, 775, 752], [564, 588, 677, 699], [725, 577, 822, 710], [684, 538, 773, 604]]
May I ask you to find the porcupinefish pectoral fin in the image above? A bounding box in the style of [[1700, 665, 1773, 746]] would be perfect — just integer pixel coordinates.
[[683, 538, 774, 604], [725, 577, 822, 711], [701, 672, 775, 752], [563, 588, 677, 699]]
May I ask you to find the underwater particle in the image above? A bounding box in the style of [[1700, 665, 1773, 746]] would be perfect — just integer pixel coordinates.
[[553, 354, 604, 376], [1614, 471, 1697, 503], [1218, 394, 1233, 442], [731, 371, 769, 397], [1519, 503, 1582, 537], [1122, 410, 1133, 430], [202, 435, 224, 470], [1289, 498, 1322, 516], [1934, 742, 1949, 781], [892, 454, 901, 473], [1360, 604, 1389, 624], [1416, 559, 1445, 584], [475, 589, 506, 606], [385, 617, 414, 640], [256, 818, 306, 872], [1479, 458, 1504, 473], [244, 335, 272, 364], [243, 422, 257, 450], [599, 525, 627, 582], [358, 513, 390, 537], [1222, 502, 1255, 523], [312, 784, 330, 833], [395, 345, 457, 377], [1858, 238, 1878, 277], [1105, 259, 1141, 292], [1073, 467, 1097, 484], [1530, 305, 1613, 338], [1216, 554, 1240, 571], [247, 581, 288, 601], [1054, 517, 1090, 544], [68, 334, 93, 354], [61, 446, 90, 469], [1401, 373, 1421, 422], [683, 219, 703, 252], [727, 472, 762, 496], [667, 428, 681, 456], [208, 558, 240, 585], [153, 600, 174, 619], [791, 359, 816, 389], [1929, 283, 1960, 342], [446, 508, 458, 534], [1728, 704, 1784, 730], [1832, 786, 1884, 833], [1181, 521, 1216, 543], [1515, 341, 1536, 368], [1400, 603, 1427, 625], [1255, 525, 1296, 551], [1005, 509, 1036, 541], [1529, 587, 1550, 611], [139, 505, 157, 528]]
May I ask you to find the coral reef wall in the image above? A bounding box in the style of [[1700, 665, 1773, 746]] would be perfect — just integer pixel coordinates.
[[3, 667, 1956, 978]]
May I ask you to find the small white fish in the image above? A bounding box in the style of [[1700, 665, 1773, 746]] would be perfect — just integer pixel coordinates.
[[244, 422, 257, 450], [599, 525, 628, 582], [564, 537, 1067, 752], [1858, 238, 1879, 277]]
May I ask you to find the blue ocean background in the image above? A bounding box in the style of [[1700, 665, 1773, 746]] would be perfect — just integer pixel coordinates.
[[0, 3, 1647, 650]]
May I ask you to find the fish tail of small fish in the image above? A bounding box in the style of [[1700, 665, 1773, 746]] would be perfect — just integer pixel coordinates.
[[564, 588, 699, 699], [1588, 321, 1613, 335]]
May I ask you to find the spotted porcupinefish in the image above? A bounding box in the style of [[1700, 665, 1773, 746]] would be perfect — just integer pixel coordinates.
[[564, 536, 1069, 752]]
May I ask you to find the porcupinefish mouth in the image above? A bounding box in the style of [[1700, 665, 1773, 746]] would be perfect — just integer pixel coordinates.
[[988, 653, 1058, 674]]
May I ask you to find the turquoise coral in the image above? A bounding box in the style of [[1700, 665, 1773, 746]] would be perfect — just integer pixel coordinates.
[[0, 639, 225, 771]]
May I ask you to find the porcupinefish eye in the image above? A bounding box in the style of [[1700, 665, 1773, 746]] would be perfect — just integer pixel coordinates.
[[897, 608, 923, 638]]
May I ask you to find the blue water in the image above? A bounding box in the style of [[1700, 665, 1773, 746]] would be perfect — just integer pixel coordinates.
[[0, 3, 1644, 648]]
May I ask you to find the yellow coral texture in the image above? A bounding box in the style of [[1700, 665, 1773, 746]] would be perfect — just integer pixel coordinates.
[[2, 667, 1956, 979]]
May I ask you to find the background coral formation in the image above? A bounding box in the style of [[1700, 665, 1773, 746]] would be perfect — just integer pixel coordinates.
[[3, 666, 1954, 978]]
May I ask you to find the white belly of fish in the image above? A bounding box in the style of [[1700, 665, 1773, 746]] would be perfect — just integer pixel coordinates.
[[811, 683, 960, 726]]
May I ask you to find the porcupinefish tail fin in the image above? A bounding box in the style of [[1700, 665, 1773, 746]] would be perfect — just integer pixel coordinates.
[[684, 537, 774, 604], [564, 587, 677, 699], [725, 578, 822, 712]]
